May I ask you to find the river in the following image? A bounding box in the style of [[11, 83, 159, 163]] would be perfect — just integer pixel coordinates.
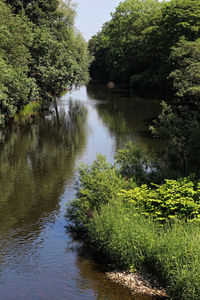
[[0, 85, 161, 299]]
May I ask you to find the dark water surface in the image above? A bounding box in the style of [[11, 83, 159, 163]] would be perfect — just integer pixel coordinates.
[[0, 85, 161, 299]]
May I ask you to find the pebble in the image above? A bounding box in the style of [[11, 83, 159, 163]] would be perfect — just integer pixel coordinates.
[[106, 270, 168, 298]]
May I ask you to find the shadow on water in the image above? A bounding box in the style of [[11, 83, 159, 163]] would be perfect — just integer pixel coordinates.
[[64, 238, 166, 300], [86, 84, 161, 151]]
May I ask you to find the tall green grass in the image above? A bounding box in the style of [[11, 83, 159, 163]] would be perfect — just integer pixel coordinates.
[[88, 203, 200, 299]]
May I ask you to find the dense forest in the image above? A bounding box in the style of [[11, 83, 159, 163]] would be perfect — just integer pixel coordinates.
[[89, 0, 200, 99], [0, 0, 89, 125]]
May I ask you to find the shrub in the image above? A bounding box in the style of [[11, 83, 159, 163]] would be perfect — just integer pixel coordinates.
[[118, 178, 200, 223], [66, 155, 135, 230]]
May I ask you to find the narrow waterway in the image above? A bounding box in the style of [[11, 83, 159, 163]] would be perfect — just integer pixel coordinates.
[[0, 85, 161, 299]]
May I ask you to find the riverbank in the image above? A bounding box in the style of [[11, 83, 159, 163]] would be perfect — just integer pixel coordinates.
[[69, 197, 200, 300], [68, 236, 168, 298], [106, 270, 167, 298], [67, 151, 200, 300]]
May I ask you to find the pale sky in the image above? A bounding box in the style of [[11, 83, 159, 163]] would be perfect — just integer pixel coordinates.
[[75, 0, 122, 41]]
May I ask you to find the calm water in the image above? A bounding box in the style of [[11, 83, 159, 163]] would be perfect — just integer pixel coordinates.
[[0, 85, 161, 299]]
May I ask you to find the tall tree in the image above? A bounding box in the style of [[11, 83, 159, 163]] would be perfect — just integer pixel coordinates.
[[0, 0, 89, 125], [5, 0, 59, 25]]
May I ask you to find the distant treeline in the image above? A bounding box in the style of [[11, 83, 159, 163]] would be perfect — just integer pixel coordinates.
[[0, 0, 90, 125], [88, 0, 200, 99]]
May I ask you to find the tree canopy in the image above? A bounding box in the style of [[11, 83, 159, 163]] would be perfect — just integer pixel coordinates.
[[0, 0, 90, 125], [89, 0, 200, 100]]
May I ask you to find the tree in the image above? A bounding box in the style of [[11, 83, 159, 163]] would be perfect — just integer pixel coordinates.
[[88, 0, 200, 96], [150, 102, 200, 177], [88, 25, 110, 82], [169, 38, 200, 101], [0, 0, 90, 124], [30, 27, 89, 106], [0, 1, 38, 124], [5, 0, 60, 25]]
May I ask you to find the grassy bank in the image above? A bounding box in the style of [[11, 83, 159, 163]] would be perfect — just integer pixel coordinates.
[[88, 203, 200, 299], [66, 150, 200, 299]]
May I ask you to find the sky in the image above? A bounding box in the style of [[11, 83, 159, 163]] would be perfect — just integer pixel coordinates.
[[75, 0, 122, 41]]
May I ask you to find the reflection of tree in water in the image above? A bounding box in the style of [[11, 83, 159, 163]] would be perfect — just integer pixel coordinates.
[[87, 84, 161, 152], [0, 100, 87, 271]]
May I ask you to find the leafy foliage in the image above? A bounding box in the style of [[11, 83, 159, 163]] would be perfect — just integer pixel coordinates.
[[5, 0, 60, 26], [89, 0, 162, 85], [119, 178, 200, 223], [30, 27, 89, 106], [0, 1, 38, 124], [89, 0, 200, 99], [115, 142, 153, 184], [0, 0, 89, 125], [169, 38, 200, 100], [150, 102, 200, 177], [66, 155, 135, 230]]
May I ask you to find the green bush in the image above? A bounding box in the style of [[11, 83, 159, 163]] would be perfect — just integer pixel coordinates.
[[115, 142, 152, 184], [66, 155, 135, 230], [169, 38, 200, 101], [115, 141, 168, 184], [119, 178, 200, 223]]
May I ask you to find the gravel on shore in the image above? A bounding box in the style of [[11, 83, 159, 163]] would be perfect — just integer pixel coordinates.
[[106, 270, 168, 298]]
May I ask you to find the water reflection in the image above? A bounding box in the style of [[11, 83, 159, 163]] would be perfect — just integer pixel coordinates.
[[0, 100, 87, 275], [64, 240, 162, 300], [87, 84, 161, 151]]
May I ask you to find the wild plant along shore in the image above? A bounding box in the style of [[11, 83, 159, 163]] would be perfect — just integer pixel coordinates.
[[67, 139, 200, 299]]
